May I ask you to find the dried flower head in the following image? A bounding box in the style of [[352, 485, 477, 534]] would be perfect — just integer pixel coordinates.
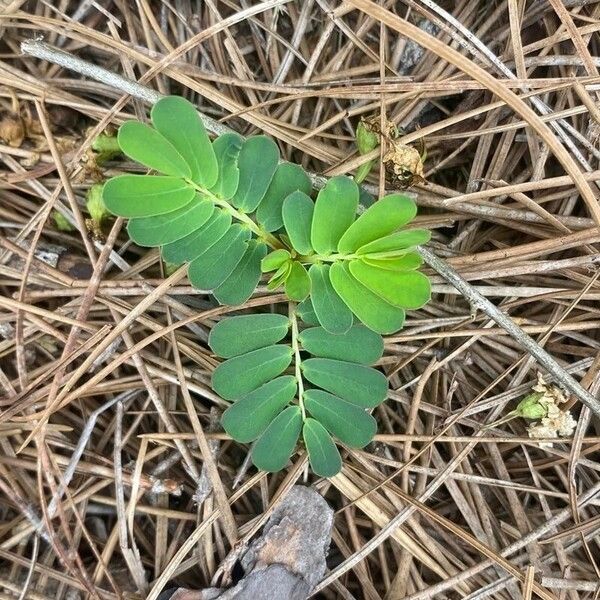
[[526, 423, 558, 449], [525, 373, 577, 447], [531, 373, 567, 405], [485, 373, 578, 445]]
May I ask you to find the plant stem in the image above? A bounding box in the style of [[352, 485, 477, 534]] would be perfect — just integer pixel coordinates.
[[290, 305, 306, 421], [188, 181, 282, 250]]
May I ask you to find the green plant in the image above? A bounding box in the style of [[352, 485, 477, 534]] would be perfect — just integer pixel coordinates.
[[102, 96, 432, 477]]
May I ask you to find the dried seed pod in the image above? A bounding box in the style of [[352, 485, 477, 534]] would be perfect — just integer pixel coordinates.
[[384, 140, 425, 188]]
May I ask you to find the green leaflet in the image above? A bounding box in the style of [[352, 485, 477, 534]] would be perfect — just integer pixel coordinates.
[[188, 224, 251, 290], [308, 264, 353, 334], [117, 121, 191, 178], [103, 175, 195, 218], [210, 133, 243, 200], [252, 406, 302, 472], [209, 313, 290, 358], [304, 389, 376, 448], [303, 418, 341, 477], [256, 163, 312, 232], [232, 136, 280, 212], [311, 176, 358, 255], [214, 241, 267, 305], [302, 358, 388, 408], [296, 298, 320, 326], [285, 262, 311, 302], [267, 261, 292, 291], [221, 376, 297, 442], [329, 262, 406, 334], [357, 229, 431, 256], [261, 249, 291, 272], [160, 209, 231, 264], [299, 325, 383, 365], [127, 195, 213, 247], [151, 96, 218, 188], [212, 344, 293, 401], [282, 191, 314, 255], [337, 194, 417, 253], [363, 252, 422, 271], [349, 260, 431, 309]]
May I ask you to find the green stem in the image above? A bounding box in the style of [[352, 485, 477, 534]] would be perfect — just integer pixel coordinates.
[[187, 180, 282, 250], [187, 179, 412, 268], [290, 304, 306, 421]]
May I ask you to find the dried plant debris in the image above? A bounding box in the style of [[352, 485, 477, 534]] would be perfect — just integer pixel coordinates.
[[383, 139, 426, 188], [525, 374, 577, 447], [1, 2, 600, 599], [355, 115, 426, 187], [487, 374, 577, 447], [0, 110, 25, 147]]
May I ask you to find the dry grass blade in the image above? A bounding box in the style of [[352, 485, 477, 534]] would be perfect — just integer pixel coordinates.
[[1, 1, 600, 599]]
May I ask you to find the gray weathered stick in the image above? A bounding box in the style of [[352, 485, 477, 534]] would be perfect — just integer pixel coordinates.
[[20, 39, 232, 137], [418, 247, 600, 416], [21, 39, 600, 417]]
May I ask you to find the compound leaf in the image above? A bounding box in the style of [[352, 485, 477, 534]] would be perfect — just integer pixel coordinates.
[[282, 191, 314, 255], [151, 96, 218, 188], [329, 262, 406, 334], [256, 163, 312, 232], [285, 261, 311, 302], [349, 260, 431, 309], [210, 133, 243, 200], [299, 325, 383, 365], [212, 344, 293, 401], [209, 313, 290, 358], [311, 176, 358, 255], [232, 136, 279, 212], [118, 121, 191, 178], [252, 406, 302, 472], [127, 195, 213, 247], [304, 389, 376, 448], [338, 194, 417, 253], [222, 376, 296, 442], [160, 209, 231, 264], [214, 241, 267, 305], [302, 358, 387, 408], [103, 175, 195, 218], [188, 224, 251, 290], [308, 264, 353, 334], [303, 418, 341, 477], [357, 229, 431, 256]]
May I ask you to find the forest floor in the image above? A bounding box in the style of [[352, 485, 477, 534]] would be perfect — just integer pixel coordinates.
[[1, 1, 600, 599]]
